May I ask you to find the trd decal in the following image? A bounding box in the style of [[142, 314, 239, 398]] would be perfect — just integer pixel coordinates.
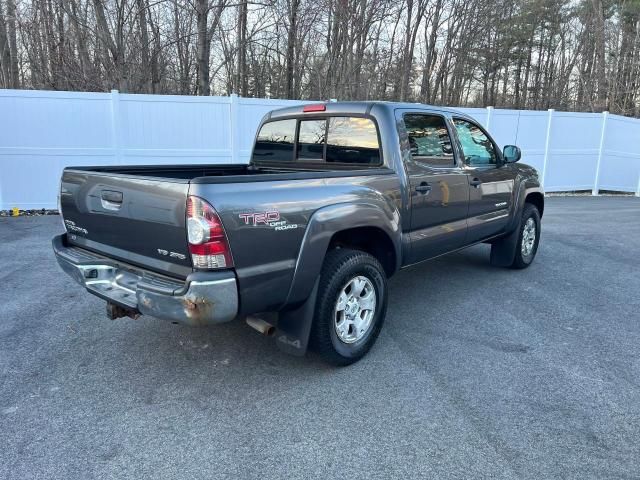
[[239, 211, 298, 231], [239, 211, 280, 225]]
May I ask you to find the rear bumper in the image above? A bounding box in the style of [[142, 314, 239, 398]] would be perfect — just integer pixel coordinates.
[[52, 235, 238, 326]]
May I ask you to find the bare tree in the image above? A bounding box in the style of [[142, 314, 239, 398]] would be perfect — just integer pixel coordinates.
[[0, 0, 18, 87], [196, 0, 227, 95], [5, 0, 640, 116]]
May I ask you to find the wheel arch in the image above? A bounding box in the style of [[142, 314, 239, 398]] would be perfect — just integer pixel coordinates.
[[525, 191, 544, 217], [327, 226, 397, 278], [283, 202, 401, 307]]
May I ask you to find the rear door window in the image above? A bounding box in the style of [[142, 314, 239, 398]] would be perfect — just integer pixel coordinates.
[[403, 114, 455, 167], [252, 119, 296, 162]]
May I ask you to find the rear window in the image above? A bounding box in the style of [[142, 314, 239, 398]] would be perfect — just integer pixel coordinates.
[[252, 119, 296, 162], [326, 117, 380, 165], [297, 119, 325, 161], [252, 116, 381, 167]]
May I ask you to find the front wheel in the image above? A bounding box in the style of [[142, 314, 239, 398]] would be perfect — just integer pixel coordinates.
[[309, 248, 388, 366], [510, 203, 541, 269]]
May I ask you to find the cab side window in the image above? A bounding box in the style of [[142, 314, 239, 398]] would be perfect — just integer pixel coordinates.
[[453, 118, 497, 166], [403, 114, 455, 167]]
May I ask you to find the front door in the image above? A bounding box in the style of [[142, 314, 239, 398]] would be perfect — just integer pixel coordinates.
[[451, 117, 514, 243], [399, 112, 471, 264]]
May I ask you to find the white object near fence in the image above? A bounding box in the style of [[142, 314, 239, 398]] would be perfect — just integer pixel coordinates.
[[1, 89, 639, 209]]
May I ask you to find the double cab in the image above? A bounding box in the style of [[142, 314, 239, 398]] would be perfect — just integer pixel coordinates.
[[53, 102, 544, 365]]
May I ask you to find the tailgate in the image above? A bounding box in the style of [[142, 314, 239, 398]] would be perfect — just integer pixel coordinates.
[[59, 169, 192, 278]]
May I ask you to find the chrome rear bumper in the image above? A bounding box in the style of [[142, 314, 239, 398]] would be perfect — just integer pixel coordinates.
[[52, 235, 238, 326]]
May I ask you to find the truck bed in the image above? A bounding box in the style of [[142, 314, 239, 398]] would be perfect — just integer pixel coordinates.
[[60, 162, 394, 279]]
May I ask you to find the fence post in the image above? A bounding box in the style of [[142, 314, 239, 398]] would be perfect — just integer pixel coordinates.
[[636, 171, 640, 197], [541, 109, 554, 189], [230, 93, 240, 164], [485, 106, 494, 131], [592, 111, 608, 196], [110, 90, 122, 164]]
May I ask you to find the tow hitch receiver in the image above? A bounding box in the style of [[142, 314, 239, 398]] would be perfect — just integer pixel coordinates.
[[106, 302, 140, 320]]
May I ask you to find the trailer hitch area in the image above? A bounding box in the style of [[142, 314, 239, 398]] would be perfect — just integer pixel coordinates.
[[106, 302, 141, 320]]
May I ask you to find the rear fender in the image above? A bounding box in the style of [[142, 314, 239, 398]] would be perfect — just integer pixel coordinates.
[[284, 202, 401, 307], [274, 202, 400, 356]]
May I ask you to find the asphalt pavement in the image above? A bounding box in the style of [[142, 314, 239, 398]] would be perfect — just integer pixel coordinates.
[[1, 196, 639, 479]]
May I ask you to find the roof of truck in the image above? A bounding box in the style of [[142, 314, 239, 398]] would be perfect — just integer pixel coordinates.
[[266, 100, 472, 121]]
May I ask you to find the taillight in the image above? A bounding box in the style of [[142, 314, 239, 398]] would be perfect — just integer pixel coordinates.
[[58, 184, 66, 231], [186, 196, 233, 269]]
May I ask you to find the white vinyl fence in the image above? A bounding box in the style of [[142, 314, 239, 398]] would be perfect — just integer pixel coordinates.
[[1, 89, 639, 210]]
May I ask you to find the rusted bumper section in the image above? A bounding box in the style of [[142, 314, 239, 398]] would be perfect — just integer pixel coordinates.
[[52, 234, 238, 326]]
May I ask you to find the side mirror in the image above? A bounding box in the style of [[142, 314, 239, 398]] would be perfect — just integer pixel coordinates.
[[503, 145, 521, 163]]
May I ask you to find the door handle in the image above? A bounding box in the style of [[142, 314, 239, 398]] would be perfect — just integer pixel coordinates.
[[101, 190, 123, 211], [415, 182, 432, 194], [469, 178, 482, 188]]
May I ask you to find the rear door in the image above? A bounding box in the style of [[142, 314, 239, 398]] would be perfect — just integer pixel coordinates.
[[450, 117, 514, 243], [60, 170, 192, 277], [398, 110, 470, 263]]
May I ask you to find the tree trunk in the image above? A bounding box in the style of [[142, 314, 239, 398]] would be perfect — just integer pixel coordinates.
[[137, 0, 152, 92], [236, 0, 247, 96], [0, 3, 11, 87], [285, 0, 300, 99], [6, 0, 18, 87], [196, 0, 226, 96], [591, 0, 607, 111], [196, 0, 211, 95]]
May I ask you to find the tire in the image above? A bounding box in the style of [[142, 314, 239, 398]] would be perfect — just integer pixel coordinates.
[[510, 203, 541, 269], [309, 248, 388, 366]]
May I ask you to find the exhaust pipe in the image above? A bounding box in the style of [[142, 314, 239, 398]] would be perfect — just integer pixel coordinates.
[[246, 316, 275, 336]]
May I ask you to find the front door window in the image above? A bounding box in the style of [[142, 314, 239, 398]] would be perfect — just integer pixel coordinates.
[[453, 119, 497, 166]]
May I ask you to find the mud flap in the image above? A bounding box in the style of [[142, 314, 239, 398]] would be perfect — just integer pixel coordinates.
[[275, 279, 319, 356], [490, 222, 520, 267]]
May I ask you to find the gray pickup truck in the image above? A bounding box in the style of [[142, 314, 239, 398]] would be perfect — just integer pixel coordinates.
[[53, 101, 543, 365]]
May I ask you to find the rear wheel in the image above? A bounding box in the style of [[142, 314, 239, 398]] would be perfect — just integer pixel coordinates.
[[310, 248, 387, 366], [510, 203, 541, 269]]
